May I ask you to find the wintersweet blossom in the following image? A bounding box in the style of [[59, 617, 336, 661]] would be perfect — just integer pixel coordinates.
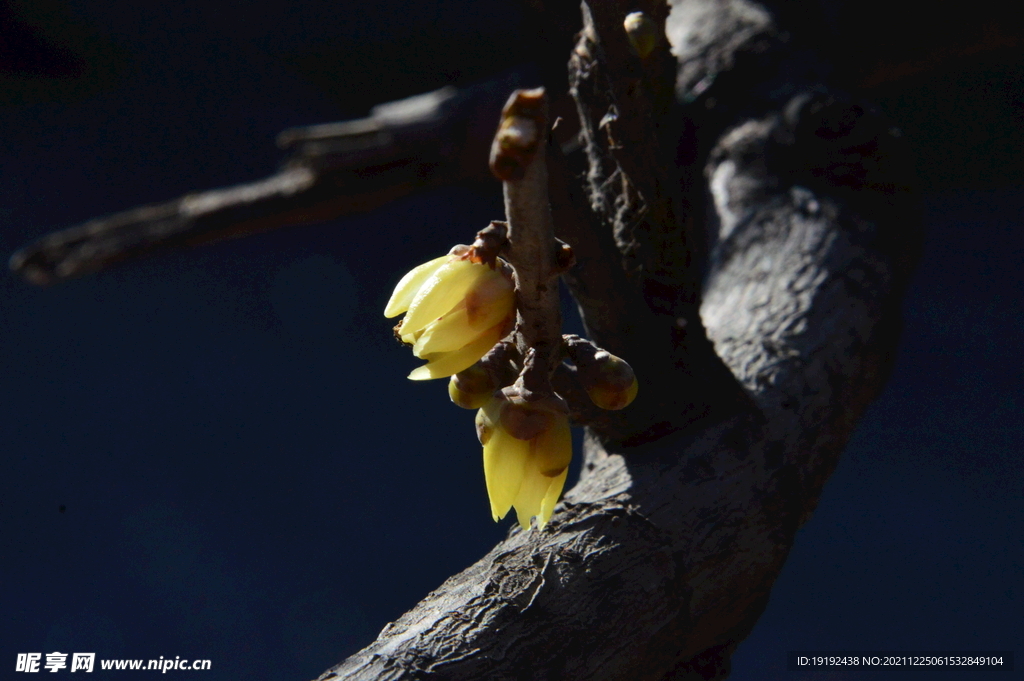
[[475, 397, 571, 530], [385, 249, 515, 380]]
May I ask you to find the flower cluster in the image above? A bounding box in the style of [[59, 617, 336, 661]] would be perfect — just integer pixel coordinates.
[[384, 247, 515, 380], [386, 250, 637, 530]]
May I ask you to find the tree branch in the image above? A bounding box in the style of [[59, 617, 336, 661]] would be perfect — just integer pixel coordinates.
[[8, 68, 535, 285], [317, 0, 920, 678], [319, 116, 916, 681]]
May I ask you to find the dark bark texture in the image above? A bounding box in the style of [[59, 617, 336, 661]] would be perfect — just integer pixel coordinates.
[[318, 0, 920, 679]]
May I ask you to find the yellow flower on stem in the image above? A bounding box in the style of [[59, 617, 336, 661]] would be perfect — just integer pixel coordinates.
[[476, 397, 571, 530], [384, 248, 515, 380]]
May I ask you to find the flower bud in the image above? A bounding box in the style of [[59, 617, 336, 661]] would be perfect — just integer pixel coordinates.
[[584, 352, 638, 410], [475, 399, 500, 445], [448, 363, 496, 410], [624, 11, 658, 59], [489, 88, 547, 182]]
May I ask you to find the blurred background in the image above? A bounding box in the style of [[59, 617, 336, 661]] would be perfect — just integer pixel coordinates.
[[0, 0, 1020, 679]]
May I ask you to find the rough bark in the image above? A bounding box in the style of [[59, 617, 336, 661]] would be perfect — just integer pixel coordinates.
[[317, 0, 919, 679]]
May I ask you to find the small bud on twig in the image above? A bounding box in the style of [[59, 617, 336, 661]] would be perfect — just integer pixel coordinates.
[[489, 88, 548, 182], [624, 11, 659, 60], [554, 240, 576, 273], [563, 335, 639, 410]]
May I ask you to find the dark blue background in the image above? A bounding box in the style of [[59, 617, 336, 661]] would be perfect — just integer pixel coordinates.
[[1, 1, 1020, 679]]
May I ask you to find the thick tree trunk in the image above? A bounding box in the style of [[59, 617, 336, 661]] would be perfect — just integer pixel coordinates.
[[317, 0, 920, 679]]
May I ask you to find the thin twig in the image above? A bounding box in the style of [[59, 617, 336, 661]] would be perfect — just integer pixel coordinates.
[[490, 89, 564, 393]]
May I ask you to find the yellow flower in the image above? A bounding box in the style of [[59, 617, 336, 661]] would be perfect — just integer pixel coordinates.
[[385, 250, 515, 380], [476, 397, 571, 530]]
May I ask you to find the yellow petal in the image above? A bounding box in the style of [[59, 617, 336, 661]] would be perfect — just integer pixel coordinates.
[[532, 412, 573, 476], [407, 322, 505, 380], [383, 255, 448, 318], [412, 304, 472, 356], [412, 272, 513, 357], [483, 423, 530, 522], [513, 414, 571, 530], [462, 269, 514, 327], [401, 260, 488, 335], [536, 467, 569, 530], [513, 467, 551, 530]]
